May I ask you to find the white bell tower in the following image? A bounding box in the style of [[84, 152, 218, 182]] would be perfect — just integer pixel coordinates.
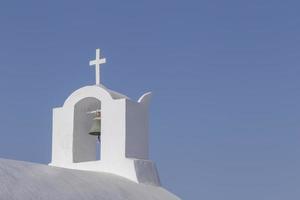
[[49, 49, 160, 186]]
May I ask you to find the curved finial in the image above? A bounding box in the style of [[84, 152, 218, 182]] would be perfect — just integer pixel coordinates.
[[138, 92, 152, 107]]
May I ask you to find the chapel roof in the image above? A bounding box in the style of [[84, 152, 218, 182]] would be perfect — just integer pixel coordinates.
[[0, 158, 180, 200]]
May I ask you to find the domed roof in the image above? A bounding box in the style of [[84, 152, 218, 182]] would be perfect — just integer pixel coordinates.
[[0, 158, 180, 200]]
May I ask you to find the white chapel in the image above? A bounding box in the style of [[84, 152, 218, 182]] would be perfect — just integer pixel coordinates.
[[0, 49, 181, 200]]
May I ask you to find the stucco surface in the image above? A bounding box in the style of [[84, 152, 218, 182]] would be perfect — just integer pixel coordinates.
[[0, 158, 180, 200]]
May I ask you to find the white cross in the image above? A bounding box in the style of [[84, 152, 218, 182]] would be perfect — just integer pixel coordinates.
[[89, 48, 106, 85]]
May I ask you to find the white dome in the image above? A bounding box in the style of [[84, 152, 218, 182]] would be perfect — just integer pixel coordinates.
[[0, 158, 180, 200]]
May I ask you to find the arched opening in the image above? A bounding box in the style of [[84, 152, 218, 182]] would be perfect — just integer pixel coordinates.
[[73, 97, 102, 162]]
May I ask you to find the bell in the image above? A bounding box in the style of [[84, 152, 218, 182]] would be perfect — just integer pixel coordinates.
[[88, 111, 101, 141]]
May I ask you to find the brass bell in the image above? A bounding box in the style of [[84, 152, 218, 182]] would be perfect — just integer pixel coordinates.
[[88, 111, 101, 141]]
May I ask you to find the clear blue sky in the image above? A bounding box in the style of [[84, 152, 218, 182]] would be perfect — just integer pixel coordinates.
[[0, 1, 299, 199]]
